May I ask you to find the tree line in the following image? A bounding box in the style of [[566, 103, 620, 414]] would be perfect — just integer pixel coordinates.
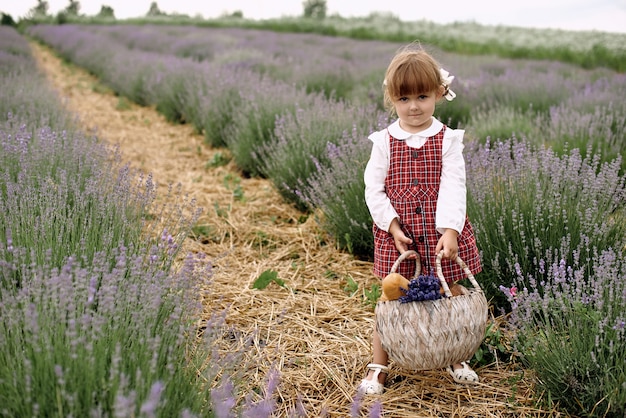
[[1, 0, 328, 25]]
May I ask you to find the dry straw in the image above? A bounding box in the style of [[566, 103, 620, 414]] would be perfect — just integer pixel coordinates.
[[376, 250, 488, 370]]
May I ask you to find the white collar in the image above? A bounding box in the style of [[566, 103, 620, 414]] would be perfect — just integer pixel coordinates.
[[388, 118, 443, 139]]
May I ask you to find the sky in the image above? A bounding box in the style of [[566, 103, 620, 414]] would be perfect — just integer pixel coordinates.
[[2, 0, 626, 34]]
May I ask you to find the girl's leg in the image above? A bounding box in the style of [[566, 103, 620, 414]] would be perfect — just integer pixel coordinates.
[[359, 324, 389, 394], [365, 325, 388, 384]]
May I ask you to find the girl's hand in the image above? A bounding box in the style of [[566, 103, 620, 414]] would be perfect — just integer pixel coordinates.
[[436, 229, 459, 260], [393, 231, 413, 255], [389, 218, 414, 257]]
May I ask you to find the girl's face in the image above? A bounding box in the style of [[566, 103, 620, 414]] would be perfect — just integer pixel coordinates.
[[393, 89, 442, 134]]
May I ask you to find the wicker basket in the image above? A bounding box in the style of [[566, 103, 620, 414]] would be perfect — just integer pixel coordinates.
[[375, 250, 488, 371]]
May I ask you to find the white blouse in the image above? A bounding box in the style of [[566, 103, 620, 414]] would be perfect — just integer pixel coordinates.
[[363, 118, 467, 235]]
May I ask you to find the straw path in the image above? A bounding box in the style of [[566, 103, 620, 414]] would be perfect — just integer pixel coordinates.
[[30, 40, 566, 417]]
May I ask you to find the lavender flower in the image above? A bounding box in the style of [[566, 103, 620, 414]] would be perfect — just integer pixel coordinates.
[[211, 378, 236, 418], [399, 273, 443, 303]]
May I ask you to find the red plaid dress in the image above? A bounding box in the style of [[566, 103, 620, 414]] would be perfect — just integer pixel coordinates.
[[372, 125, 482, 281]]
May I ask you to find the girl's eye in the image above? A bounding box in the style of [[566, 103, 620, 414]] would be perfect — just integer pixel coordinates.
[[399, 97, 408, 102]]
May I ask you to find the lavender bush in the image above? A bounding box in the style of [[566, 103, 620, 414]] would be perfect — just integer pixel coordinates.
[[77, 24, 397, 102], [151, 59, 207, 126], [463, 69, 626, 171], [258, 96, 381, 211], [196, 65, 261, 147], [29, 24, 625, 172], [457, 61, 585, 115], [226, 77, 312, 176], [1, 27, 164, 274], [502, 249, 626, 416], [546, 75, 626, 171], [463, 127, 626, 416], [465, 138, 626, 306], [0, 245, 211, 417], [296, 114, 390, 254], [155, 60, 268, 147], [0, 27, 70, 129], [0, 118, 200, 281], [299, 132, 373, 254]]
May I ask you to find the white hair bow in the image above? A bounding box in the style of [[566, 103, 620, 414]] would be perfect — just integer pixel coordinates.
[[440, 68, 456, 101]]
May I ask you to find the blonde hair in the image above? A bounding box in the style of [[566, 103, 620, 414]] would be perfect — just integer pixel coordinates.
[[383, 44, 446, 114]]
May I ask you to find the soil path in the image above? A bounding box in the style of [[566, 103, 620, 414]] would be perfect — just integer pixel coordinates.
[[29, 40, 552, 417]]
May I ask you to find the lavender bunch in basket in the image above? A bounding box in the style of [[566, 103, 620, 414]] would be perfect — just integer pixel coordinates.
[[399, 272, 442, 303]]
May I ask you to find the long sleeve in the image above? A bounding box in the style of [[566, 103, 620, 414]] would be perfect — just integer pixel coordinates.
[[364, 130, 398, 232], [436, 129, 466, 234]]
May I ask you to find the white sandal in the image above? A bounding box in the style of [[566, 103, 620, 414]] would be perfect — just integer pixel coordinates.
[[447, 361, 479, 384], [358, 363, 388, 395]]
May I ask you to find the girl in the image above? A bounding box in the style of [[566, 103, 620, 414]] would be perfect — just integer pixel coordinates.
[[360, 44, 482, 395]]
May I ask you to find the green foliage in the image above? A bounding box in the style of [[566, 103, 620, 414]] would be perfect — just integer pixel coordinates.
[[63, 0, 80, 16], [222, 173, 244, 201], [343, 275, 359, 296], [115, 96, 132, 110], [28, 0, 50, 18], [1, 13, 16, 26], [518, 301, 625, 417], [213, 201, 230, 218], [363, 283, 381, 309], [472, 321, 515, 368], [55, 11, 69, 24], [191, 224, 219, 244], [147, 1, 165, 17], [341, 276, 380, 309], [302, 0, 327, 19], [97, 5, 115, 19], [252, 269, 286, 289], [205, 151, 231, 168]]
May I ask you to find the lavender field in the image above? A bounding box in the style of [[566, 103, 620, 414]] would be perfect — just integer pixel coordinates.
[[2, 23, 626, 416]]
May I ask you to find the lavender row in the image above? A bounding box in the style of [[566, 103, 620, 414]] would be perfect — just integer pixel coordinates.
[[0, 26, 215, 417], [0, 27, 71, 129]]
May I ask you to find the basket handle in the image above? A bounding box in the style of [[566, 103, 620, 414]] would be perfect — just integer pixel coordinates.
[[436, 250, 483, 298], [389, 250, 421, 278]]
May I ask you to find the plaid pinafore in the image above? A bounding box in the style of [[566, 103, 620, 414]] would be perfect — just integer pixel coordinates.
[[372, 125, 482, 281]]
